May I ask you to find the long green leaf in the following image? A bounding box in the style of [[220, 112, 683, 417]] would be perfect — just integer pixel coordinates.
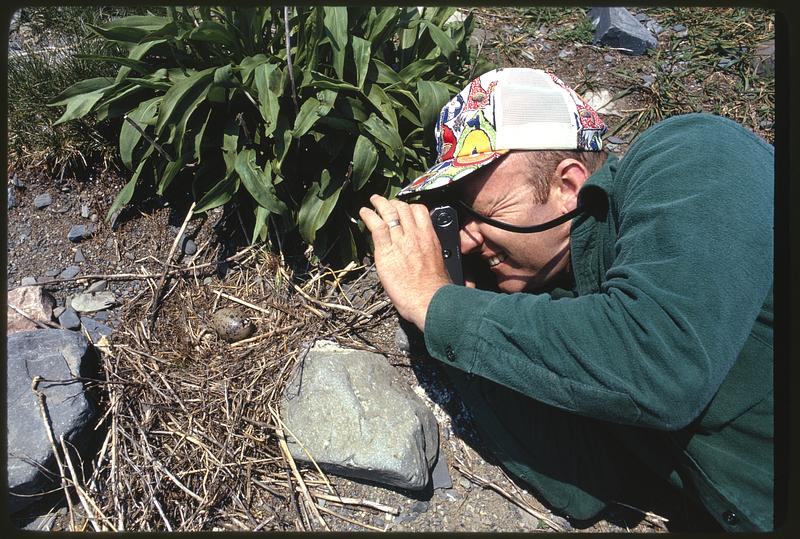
[[362, 113, 403, 160], [48, 77, 116, 105], [397, 58, 439, 83], [254, 63, 281, 137], [194, 172, 238, 213], [351, 135, 378, 190], [298, 169, 343, 243], [234, 149, 288, 215], [119, 97, 160, 169], [351, 36, 371, 90], [292, 89, 336, 138], [155, 67, 216, 136], [188, 21, 237, 49], [417, 80, 452, 130], [323, 7, 348, 80], [106, 156, 149, 220]]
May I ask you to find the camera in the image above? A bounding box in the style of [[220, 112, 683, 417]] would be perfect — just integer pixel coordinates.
[[428, 205, 464, 285]]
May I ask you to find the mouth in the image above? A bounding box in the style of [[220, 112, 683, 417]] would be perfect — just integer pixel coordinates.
[[487, 252, 508, 267]]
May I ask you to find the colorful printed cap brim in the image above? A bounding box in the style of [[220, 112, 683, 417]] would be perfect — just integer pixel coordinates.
[[397, 150, 509, 198]]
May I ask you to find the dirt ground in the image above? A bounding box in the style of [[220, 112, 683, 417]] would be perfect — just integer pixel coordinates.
[[7, 6, 773, 533]]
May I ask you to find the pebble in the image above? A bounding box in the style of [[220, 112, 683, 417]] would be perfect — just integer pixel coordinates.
[[80, 316, 113, 341], [33, 193, 52, 209], [411, 501, 430, 513], [558, 49, 573, 59], [640, 74, 655, 87], [53, 306, 66, 318], [81, 204, 90, 218], [86, 280, 108, 293], [74, 248, 85, 263], [603, 54, 615, 63], [182, 237, 198, 256], [607, 136, 625, 144], [21, 276, 37, 286], [459, 477, 471, 489], [59, 307, 81, 330], [8, 187, 17, 209], [93, 310, 109, 322], [67, 224, 95, 242], [71, 291, 117, 313], [58, 265, 80, 280], [44, 268, 61, 277], [585, 63, 597, 72], [90, 214, 98, 222]]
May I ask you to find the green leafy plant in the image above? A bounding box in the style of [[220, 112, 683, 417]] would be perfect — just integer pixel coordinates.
[[49, 6, 492, 265]]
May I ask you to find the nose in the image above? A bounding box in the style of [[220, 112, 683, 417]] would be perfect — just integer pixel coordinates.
[[459, 219, 483, 254]]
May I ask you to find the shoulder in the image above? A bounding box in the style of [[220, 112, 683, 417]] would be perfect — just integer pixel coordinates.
[[627, 113, 773, 160]]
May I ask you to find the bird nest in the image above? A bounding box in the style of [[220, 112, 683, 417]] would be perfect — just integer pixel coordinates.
[[53, 244, 398, 531]]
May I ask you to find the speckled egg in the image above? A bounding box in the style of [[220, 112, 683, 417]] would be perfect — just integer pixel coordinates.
[[210, 307, 256, 342]]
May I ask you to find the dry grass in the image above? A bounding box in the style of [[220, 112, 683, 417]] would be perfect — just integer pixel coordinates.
[[37, 244, 398, 531]]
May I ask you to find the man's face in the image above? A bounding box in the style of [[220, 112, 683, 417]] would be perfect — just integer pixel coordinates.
[[456, 153, 575, 293]]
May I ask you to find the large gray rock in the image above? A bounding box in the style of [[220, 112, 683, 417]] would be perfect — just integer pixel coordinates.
[[6, 329, 100, 514], [281, 341, 439, 490], [588, 7, 657, 55]]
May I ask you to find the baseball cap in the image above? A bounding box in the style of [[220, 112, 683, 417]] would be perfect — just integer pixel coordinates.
[[397, 67, 607, 199]]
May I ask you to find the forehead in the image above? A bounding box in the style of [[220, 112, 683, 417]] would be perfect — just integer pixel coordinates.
[[456, 153, 533, 206]]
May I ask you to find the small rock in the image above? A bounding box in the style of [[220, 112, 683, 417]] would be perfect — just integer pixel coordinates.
[[672, 23, 687, 32], [603, 54, 615, 63], [74, 248, 85, 263], [8, 187, 17, 209], [80, 317, 113, 342], [203, 277, 213, 285], [93, 310, 110, 322], [607, 136, 625, 144], [20, 276, 37, 286], [90, 213, 98, 222], [645, 19, 664, 35], [752, 39, 775, 76], [33, 193, 52, 209], [641, 74, 655, 87], [411, 501, 430, 513], [80, 204, 90, 218], [7, 286, 56, 333], [67, 224, 95, 243], [459, 477, 471, 489], [58, 306, 81, 330], [53, 306, 66, 318], [182, 237, 198, 256], [633, 12, 649, 23], [211, 307, 256, 342], [558, 49, 573, 59], [10, 173, 23, 188], [86, 280, 108, 293], [44, 268, 61, 277], [71, 291, 117, 313], [585, 63, 597, 72], [58, 265, 81, 280]]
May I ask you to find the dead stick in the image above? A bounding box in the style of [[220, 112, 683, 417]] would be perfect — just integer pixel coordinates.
[[149, 202, 196, 328], [452, 458, 564, 532], [34, 243, 258, 286], [274, 425, 328, 530], [306, 490, 399, 515], [315, 504, 386, 532], [31, 376, 78, 530], [60, 435, 112, 531]]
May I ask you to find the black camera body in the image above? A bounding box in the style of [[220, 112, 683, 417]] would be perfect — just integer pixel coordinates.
[[428, 205, 464, 285]]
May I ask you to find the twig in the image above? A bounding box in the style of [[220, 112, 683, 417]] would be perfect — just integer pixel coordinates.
[[272, 413, 328, 530], [213, 290, 272, 315], [315, 504, 386, 532], [123, 115, 176, 162], [149, 202, 196, 329], [307, 490, 399, 515], [452, 456, 565, 532], [34, 244, 258, 287], [230, 321, 305, 347], [31, 376, 78, 530], [60, 435, 116, 531]]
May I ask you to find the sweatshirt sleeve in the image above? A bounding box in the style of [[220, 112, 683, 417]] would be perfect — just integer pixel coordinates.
[[424, 114, 774, 430]]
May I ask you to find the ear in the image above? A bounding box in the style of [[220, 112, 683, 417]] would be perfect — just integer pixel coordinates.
[[553, 158, 590, 213]]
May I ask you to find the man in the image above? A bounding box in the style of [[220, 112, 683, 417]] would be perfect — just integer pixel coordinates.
[[359, 68, 773, 531]]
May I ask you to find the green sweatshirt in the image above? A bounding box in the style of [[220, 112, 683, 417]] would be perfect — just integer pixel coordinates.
[[424, 113, 774, 531]]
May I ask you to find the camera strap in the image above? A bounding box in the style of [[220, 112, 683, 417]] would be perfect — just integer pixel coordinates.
[[455, 200, 585, 233]]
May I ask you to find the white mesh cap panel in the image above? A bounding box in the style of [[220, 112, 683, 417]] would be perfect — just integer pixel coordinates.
[[495, 68, 579, 150]]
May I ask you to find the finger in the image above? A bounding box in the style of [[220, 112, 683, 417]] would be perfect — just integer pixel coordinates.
[[370, 194, 401, 225], [359, 206, 392, 250], [410, 203, 436, 235], [390, 199, 418, 233]]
